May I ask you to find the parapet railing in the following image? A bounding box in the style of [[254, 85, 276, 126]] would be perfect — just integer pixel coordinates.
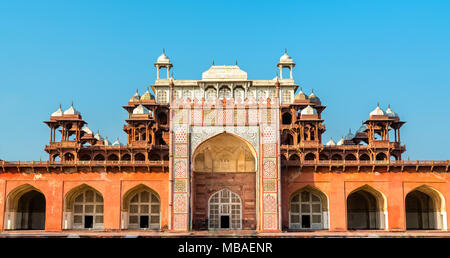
[[282, 160, 450, 166], [1, 160, 169, 166], [2, 160, 448, 167]]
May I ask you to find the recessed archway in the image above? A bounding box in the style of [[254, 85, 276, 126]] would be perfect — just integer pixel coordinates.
[[4, 184, 46, 230], [289, 186, 329, 230], [192, 132, 257, 230], [405, 185, 447, 230], [63, 184, 104, 230], [122, 185, 161, 230], [347, 185, 387, 230]]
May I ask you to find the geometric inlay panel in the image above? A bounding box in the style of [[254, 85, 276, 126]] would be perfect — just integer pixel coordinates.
[[174, 159, 187, 178], [263, 179, 277, 192], [263, 213, 277, 230], [263, 159, 277, 178], [173, 193, 187, 213], [174, 179, 187, 192], [174, 144, 188, 158], [263, 194, 277, 213], [263, 143, 277, 158]]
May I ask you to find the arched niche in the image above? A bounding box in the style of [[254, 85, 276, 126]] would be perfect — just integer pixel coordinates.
[[192, 132, 256, 173], [121, 184, 161, 230], [63, 184, 104, 230], [289, 185, 329, 230], [405, 185, 447, 230], [347, 185, 388, 230], [4, 184, 46, 230]]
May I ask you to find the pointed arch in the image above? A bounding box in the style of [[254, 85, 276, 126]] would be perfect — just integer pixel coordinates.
[[304, 153, 316, 161], [347, 184, 387, 230], [376, 152, 387, 161], [4, 184, 46, 230], [93, 153, 105, 161], [289, 185, 329, 230], [405, 185, 447, 230], [192, 132, 257, 173], [360, 153, 370, 161], [208, 188, 242, 230], [122, 184, 161, 230], [331, 154, 342, 160], [107, 154, 119, 161], [63, 184, 104, 230]]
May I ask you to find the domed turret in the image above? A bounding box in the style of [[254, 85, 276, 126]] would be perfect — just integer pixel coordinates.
[[277, 49, 296, 79], [344, 129, 355, 140], [156, 50, 171, 64], [336, 137, 344, 145], [129, 89, 140, 102], [294, 88, 308, 101], [154, 49, 173, 80], [300, 105, 318, 115], [385, 104, 399, 118], [51, 104, 63, 117], [82, 126, 93, 135], [64, 102, 80, 115], [326, 138, 336, 146], [104, 137, 111, 146], [132, 104, 151, 115], [357, 124, 368, 134], [280, 52, 293, 63], [141, 87, 155, 101], [308, 90, 321, 103], [369, 103, 385, 116], [112, 137, 122, 146], [94, 130, 103, 141]]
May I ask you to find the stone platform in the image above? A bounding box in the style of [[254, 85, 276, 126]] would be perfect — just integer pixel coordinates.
[[1, 230, 450, 238]]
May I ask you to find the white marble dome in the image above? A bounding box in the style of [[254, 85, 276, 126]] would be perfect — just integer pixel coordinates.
[[370, 105, 385, 116], [280, 52, 293, 63], [82, 126, 93, 134], [300, 105, 318, 115], [326, 138, 336, 146], [156, 52, 170, 63], [63, 104, 80, 115], [51, 105, 63, 117], [132, 104, 151, 115]]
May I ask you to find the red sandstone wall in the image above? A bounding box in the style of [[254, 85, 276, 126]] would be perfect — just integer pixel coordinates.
[[1, 168, 449, 232], [281, 167, 450, 231], [0, 171, 169, 231]]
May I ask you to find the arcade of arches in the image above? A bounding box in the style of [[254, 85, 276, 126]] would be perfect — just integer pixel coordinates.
[[1, 181, 449, 232]]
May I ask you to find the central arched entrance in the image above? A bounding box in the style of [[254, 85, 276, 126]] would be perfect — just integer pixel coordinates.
[[192, 132, 257, 230], [208, 189, 242, 230]]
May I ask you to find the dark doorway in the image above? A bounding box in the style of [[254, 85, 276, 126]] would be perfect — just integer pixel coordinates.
[[140, 216, 149, 228], [347, 190, 380, 230], [221, 215, 230, 229], [16, 190, 46, 230], [405, 190, 437, 230], [84, 216, 93, 229], [302, 215, 311, 228]]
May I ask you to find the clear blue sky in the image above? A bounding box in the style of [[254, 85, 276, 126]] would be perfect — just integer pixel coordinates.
[[0, 0, 449, 161]]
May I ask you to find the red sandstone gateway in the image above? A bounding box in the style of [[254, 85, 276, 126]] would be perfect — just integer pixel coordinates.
[[0, 51, 449, 236]]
